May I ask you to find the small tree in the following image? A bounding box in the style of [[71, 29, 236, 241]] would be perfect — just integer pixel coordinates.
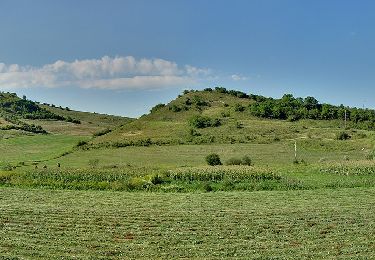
[[205, 153, 222, 166]]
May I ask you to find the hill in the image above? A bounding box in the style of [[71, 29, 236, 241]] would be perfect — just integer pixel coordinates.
[[89, 87, 375, 150], [0, 91, 134, 137]]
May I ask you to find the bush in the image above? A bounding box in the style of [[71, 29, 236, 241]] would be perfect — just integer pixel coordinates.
[[150, 103, 165, 113], [76, 140, 88, 147], [225, 157, 242, 165], [234, 103, 245, 112], [189, 115, 221, 128], [93, 128, 112, 137], [225, 156, 252, 166], [241, 156, 252, 166], [205, 153, 222, 166], [336, 131, 351, 140]]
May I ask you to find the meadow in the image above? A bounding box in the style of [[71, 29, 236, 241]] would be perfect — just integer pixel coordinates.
[[0, 187, 374, 259]]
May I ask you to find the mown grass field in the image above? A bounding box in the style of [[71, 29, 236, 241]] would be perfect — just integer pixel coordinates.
[[0, 187, 374, 259], [0, 134, 85, 166]]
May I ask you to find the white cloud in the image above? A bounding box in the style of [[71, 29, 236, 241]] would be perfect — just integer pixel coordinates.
[[0, 56, 211, 90], [231, 74, 248, 81]]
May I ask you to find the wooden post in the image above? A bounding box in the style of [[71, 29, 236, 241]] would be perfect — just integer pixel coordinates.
[[294, 140, 297, 160]]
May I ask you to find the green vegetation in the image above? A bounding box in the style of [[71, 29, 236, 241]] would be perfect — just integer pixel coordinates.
[[226, 155, 252, 166], [0, 187, 374, 259], [205, 153, 222, 166], [2, 87, 375, 258]]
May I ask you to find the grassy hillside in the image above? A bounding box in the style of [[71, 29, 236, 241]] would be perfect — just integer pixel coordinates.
[[0, 92, 133, 168], [90, 88, 375, 151], [0, 91, 133, 136]]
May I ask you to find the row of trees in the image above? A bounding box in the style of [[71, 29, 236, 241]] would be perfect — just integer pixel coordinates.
[[249, 94, 375, 123]]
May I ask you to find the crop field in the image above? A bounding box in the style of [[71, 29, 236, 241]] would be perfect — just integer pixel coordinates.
[[0, 187, 374, 259]]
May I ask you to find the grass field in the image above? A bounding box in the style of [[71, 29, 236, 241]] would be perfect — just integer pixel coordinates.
[[0, 187, 374, 259], [0, 134, 85, 166]]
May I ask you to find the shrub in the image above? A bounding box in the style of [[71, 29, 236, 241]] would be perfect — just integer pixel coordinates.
[[225, 157, 242, 165], [170, 104, 182, 112], [150, 103, 165, 113], [336, 131, 351, 140], [226, 156, 252, 166], [93, 128, 112, 137], [189, 115, 221, 128], [76, 140, 88, 147], [234, 103, 245, 112], [241, 156, 252, 166], [205, 153, 222, 166]]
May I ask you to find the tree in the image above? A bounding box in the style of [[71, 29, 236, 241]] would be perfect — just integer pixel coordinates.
[[205, 153, 222, 166]]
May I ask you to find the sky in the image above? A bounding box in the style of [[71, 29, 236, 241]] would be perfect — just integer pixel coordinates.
[[0, 0, 375, 117]]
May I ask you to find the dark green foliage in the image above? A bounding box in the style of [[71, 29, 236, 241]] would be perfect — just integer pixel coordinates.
[[76, 140, 88, 147], [203, 183, 213, 192], [169, 104, 188, 112], [336, 131, 351, 140], [205, 153, 222, 166], [248, 92, 375, 127], [65, 116, 81, 124], [150, 103, 165, 113], [189, 115, 221, 128], [215, 87, 227, 93], [192, 95, 209, 107], [234, 103, 245, 112], [213, 87, 248, 98]]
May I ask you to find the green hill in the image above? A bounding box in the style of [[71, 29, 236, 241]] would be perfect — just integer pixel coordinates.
[[0, 91, 134, 137], [89, 87, 375, 150]]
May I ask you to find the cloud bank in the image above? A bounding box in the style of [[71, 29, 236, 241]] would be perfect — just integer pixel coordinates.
[[0, 56, 211, 90]]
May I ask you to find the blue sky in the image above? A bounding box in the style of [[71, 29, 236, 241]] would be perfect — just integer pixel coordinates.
[[0, 0, 375, 117]]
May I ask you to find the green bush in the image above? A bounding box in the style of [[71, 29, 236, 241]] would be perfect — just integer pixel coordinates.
[[93, 128, 112, 137], [205, 153, 222, 166], [226, 156, 252, 166], [234, 103, 245, 112], [189, 115, 221, 128], [336, 131, 351, 140], [150, 103, 165, 113]]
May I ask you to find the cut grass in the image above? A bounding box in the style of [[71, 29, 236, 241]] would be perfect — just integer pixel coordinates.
[[0, 134, 85, 165], [47, 142, 370, 169], [0, 187, 374, 259]]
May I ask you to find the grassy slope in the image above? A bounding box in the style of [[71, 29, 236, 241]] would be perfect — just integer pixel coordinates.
[[36, 105, 134, 136], [92, 90, 375, 148], [0, 187, 374, 259], [0, 99, 133, 167]]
